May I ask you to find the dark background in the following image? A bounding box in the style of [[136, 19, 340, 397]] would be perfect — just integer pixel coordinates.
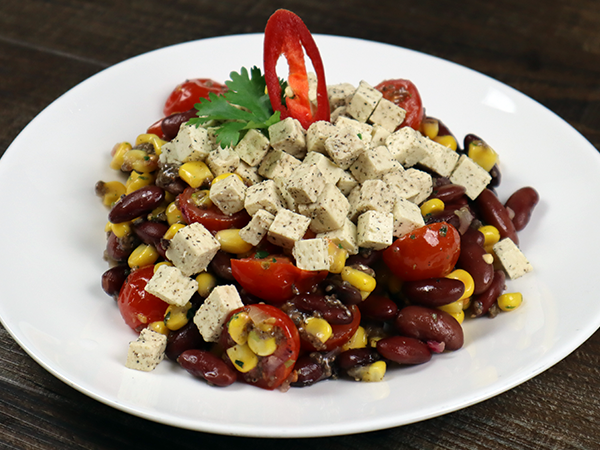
[[1, 1, 599, 448]]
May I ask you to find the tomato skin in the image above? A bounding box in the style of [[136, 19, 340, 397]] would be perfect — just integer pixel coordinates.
[[382, 222, 461, 282], [231, 256, 327, 304], [163, 78, 227, 116], [221, 304, 301, 390], [178, 187, 250, 234], [118, 266, 169, 331], [301, 305, 361, 352], [374, 79, 424, 130]]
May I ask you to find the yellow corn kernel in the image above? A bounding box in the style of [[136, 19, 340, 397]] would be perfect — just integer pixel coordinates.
[[468, 140, 498, 172], [108, 221, 132, 239], [433, 134, 458, 151], [215, 229, 253, 254], [196, 272, 217, 298], [498, 292, 523, 312], [153, 261, 173, 272], [247, 330, 277, 356], [327, 241, 348, 274], [122, 149, 159, 173], [342, 326, 367, 351], [446, 269, 474, 301], [479, 225, 501, 247], [226, 343, 258, 373], [349, 361, 387, 382], [135, 133, 167, 155], [189, 189, 213, 209], [227, 311, 251, 345], [420, 198, 445, 217], [98, 181, 126, 206], [462, 297, 472, 310], [211, 172, 243, 185], [420, 118, 439, 139], [179, 161, 214, 189], [166, 202, 185, 225], [438, 299, 464, 314], [164, 302, 192, 331], [110, 142, 132, 170], [304, 317, 333, 343], [128, 244, 159, 269], [126, 171, 155, 194], [449, 309, 465, 324], [341, 267, 376, 293], [164, 223, 186, 240], [147, 321, 169, 335], [360, 290, 371, 301]]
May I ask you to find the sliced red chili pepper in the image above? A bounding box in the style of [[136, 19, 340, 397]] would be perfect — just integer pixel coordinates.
[[263, 9, 330, 130]]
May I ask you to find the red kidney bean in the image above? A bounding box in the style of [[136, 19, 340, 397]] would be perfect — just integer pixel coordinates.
[[133, 221, 169, 247], [402, 278, 465, 307], [293, 293, 352, 325], [105, 232, 138, 261], [358, 295, 398, 322], [457, 242, 494, 295], [469, 270, 506, 318], [430, 184, 467, 204], [336, 348, 380, 370], [291, 355, 325, 387], [209, 251, 235, 281], [166, 320, 207, 361], [108, 186, 165, 224], [346, 249, 382, 267], [461, 226, 485, 246], [475, 189, 519, 245], [376, 336, 432, 365], [178, 349, 237, 387], [101, 265, 130, 298], [161, 108, 197, 141], [505, 187, 539, 231], [395, 305, 464, 351], [321, 277, 363, 306]]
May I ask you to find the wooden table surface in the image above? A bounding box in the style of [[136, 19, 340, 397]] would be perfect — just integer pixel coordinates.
[[1, 0, 599, 448]]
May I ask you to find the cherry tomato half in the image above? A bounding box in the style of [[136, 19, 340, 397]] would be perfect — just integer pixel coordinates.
[[382, 222, 461, 281], [163, 78, 227, 116], [375, 79, 424, 130], [178, 187, 251, 234], [231, 256, 328, 304], [221, 304, 301, 390], [301, 305, 361, 352], [118, 266, 169, 331]]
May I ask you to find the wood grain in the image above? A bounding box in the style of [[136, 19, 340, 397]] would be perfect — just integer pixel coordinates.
[[0, 0, 599, 448]]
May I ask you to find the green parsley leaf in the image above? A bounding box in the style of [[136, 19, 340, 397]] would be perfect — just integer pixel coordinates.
[[188, 66, 280, 147], [255, 250, 270, 259]]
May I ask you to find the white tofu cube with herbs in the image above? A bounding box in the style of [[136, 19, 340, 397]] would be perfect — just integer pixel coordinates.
[[165, 223, 221, 276], [258, 149, 302, 179], [418, 139, 460, 177], [386, 168, 433, 205], [193, 285, 244, 342], [239, 209, 275, 246], [234, 129, 270, 167], [144, 265, 198, 307], [349, 145, 396, 183], [348, 179, 394, 220], [302, 152, 344, 185], [386, 127, 430, 167], [335, 116, 373, 146], [368, 98, 406, 132], [449, 154, 492, 200], [317, 218, 358, 255], [370, 124, 392, 148], [292, 238, 330, 271], [336, 170, 359, 196], [493, 238, 533, 279], [159, 124, 212, 165], [356, 210, 394, 250], [346, 80, 383, 123], [206, 146, 240, 176], [306, 183, 350, 233], [392, 198, 425, 237], [209, 173, 247, 215], [287, 163, 326, 204], [328, 83, 356, 110], [244, 179, 285, 216], [273, 177, 298, 213], [306, 121, 337, 154], [324, 127, 366, 170], [268, 117, 307, 159], [126, 329, 167, 372], [235, 161, 263, 186], [267, 209, 311, 249]]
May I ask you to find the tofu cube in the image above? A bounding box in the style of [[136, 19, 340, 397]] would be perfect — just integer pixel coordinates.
[[307, 183, 350, 233], [328, 82, 356, 110], [324, 127, 366, 170], [268, 117, 307, 159], [317, 218, 358, 255], [418, 139, 460, 177], [287, 163, 327, 204], [234, 129, 270, 167], [206, 146, 240, 176], [159, 124, 212, 165], [235, 161, 263, 186], [273, 177, 298, 212], [346, 80, 383, 123], [193, 285, 244, 342], [165, 223, 221, 276], [306, 121, 337, 154], [349, 145, 396, 182], [392, 198, 425, 237], [144, 265, 198, 307], [356, 210, 394, 250], [292, 238, 330, 271], [386, 127, 430, 167], [336, 170, 359, 196], [335, 116, 374, 146], [258, 149, 302, 179], [239, 209, 275, 246], [302, 152, 344, 185], [209, 173, 247, 215], [348, 179, 394, 220], [493, 238, 533, 280], [126, 329, 167, 372], [244, 179, 285, 216], [370, 124, 392, 148], [368, 98, 406, 132], [385, 168, 433, 205], [267, 209, 311, 249], [449, 154, 492, 200]]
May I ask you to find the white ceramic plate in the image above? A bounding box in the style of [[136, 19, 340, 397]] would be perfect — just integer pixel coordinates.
[[1, 34, 599, 438]]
